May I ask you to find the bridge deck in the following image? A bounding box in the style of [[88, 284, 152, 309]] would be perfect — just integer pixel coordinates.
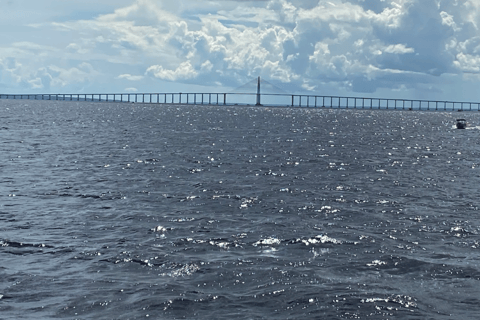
[[0, 92, 478, 111]]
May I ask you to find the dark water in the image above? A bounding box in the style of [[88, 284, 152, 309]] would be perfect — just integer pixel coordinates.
[[1, 100, 480, 319]]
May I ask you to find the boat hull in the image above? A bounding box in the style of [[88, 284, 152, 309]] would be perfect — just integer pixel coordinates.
[[456, 119, 467, 129]]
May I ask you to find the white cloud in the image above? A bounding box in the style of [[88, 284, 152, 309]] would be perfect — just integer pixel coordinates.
[[28, 78, 43, 89], [383, 44, 415, 54], [454, 53, 480, 73], [12, 42, 56, 52], [440, 11, 460, 32], [464, 0, 480, 29], [0, 0, 480, 100], [47, 63, 98, 88], [117, 74, 144, 81], [201, 60, 213, 72], [146, 61, 198, 81]]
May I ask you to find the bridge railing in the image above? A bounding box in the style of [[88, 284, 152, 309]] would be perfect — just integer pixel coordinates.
[[0, 93, 232, 105], [1, 92, 479, 111], [288, 95, 480, 111]]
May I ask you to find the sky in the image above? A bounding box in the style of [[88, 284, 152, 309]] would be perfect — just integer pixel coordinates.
[[1, 0, 480, 102]]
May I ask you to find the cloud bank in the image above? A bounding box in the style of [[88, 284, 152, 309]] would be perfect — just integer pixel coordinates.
[[1, 0, 480, 100]]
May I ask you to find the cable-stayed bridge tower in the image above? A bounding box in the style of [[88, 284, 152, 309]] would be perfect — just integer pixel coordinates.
[[256, 76, 261, 106], [230, 76, 287, 106]]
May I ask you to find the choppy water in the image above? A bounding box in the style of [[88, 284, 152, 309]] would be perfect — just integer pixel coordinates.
[[1, 100, 480, 319]]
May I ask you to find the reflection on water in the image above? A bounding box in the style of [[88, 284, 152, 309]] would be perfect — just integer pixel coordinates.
[[1, 100, 480, 319]]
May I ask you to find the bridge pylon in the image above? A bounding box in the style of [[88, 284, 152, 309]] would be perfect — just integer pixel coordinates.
[[255, 76, 262, 106]]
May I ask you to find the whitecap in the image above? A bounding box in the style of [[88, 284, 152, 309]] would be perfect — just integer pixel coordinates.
[[366, 260, 387, 267], [297, 235, 343, 245], [361, 295, 417, 308], [253, 237, 281, 246], [152, 226, 167, 232], [313, 235, 342, 244], [361, 297, 389, 303], [165, 263, 200, 277], [209, 241, 230, 249]]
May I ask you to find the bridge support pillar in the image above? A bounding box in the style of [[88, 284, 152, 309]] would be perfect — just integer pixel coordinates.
[[256, 76, 261, 106]]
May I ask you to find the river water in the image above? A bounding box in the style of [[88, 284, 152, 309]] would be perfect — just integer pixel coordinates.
[[1, 100, 480, 319]]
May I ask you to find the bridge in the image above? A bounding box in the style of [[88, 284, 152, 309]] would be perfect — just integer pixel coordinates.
[[1, 77, 479, 111]]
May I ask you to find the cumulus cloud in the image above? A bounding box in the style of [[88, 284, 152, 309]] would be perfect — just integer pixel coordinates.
[[454, 53, 480, 73], [383, 44, 415, 54], [47, 63, 98, 88], [0, 57, 25, 86], [146, 61, 197, 81], [117, 74, 144, 81], [1, 0, 480, 98], [136, 0, 480, 93]]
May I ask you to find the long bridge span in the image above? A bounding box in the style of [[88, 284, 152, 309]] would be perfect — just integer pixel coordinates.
[[1, 75, 479, 113], [1, 91, 479, 112]]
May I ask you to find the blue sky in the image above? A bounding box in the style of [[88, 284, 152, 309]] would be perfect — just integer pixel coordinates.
[[1, 0, 480, 101]]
